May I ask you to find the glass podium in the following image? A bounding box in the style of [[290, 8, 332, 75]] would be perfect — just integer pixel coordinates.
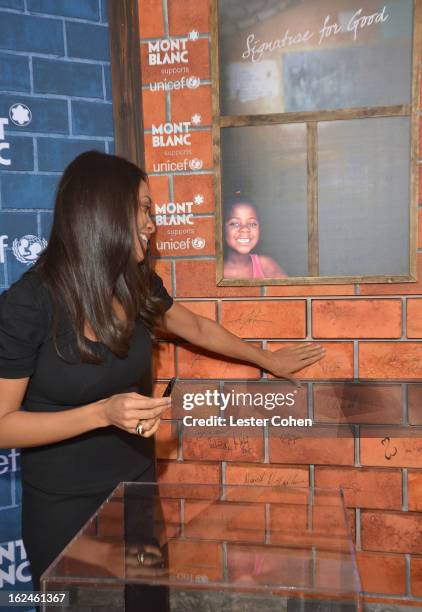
[[41, 482, 362, 611]]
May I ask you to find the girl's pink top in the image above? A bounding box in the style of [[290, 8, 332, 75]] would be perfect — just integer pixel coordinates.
[[250, 254, 265, 279]]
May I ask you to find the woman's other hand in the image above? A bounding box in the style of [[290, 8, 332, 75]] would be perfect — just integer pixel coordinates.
[[263, 343, 326, 384], [97, 393, 171, 437]]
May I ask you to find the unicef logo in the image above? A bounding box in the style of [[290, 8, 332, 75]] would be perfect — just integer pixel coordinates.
[[186, 76, 200, 89], [9, 103, 32, 127], [192, 237, 206, 250], [189, 158, 203, 170], [12, 235, 47, 264]]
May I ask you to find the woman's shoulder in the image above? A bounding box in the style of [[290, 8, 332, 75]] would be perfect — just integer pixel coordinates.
[[0, 268, 54, 377], [1, 268, 53, 318]]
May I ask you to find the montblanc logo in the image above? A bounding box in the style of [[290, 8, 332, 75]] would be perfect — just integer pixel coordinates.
[[152, 122, 192, 147], [155, 201, 195, 226], [147, 31, 198, 66], [0, 540, 31, 587], [9, 103, 32, 127], [148, 38, 189, 66]]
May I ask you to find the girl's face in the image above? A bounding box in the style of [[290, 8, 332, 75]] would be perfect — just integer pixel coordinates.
[[225, 203, 260, 254], [134, 180, 155, 262]]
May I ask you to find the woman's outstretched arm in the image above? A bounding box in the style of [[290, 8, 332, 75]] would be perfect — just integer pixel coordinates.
[[0, 377, 170, 448], [162, 302, 325, 382]]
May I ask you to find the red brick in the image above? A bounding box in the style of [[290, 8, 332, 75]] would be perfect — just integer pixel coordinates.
[[151, 216, 215, 257], [266, 284, 355, 297], [221, 301, 306, 339], [408, 385, 422, 424], [360, 254, 422, 295], [360, 426, 422, 468], [158, 497, 180, 523], [357, 552, 406, 595], [359, 342, 422, 379], [313, 506, 356, 541], [419, 117, 422, 160], [175, 260, 260, 297], [418, 209, 422, 247], [268, 504, 354, 549], [184, 500, 265, 541], [178, 300, 216, 320], [361, 510, 422, 553], [141, 88, 166, 128], [140, 39, 210, 85], [221, 380, 308, 420], [144, 130, 213, 174], [168, 380, 221, 420], [313, 384, 403, 424], [411, 556, 422, 596], [269, 425, 355, 465], [312, 299, 402, 338], [157, 460, 221, 484], [269, 501, 306, 539], [155, 421, 178, 459], [270, 503, 308, 532], [407, 299, 422, 338], [148, 175, 170, 204], [157, 460, 220, 498], [168, 540, 223, 581], [225, 464, 309, 502], [268, 342, 354, 380], [177, 342, 261, 379], [159, 498, 181, 537], [408, 470, 422, 511], [97, 499, 123, 536], [187, 131, 213, 169], [227, 545, 312, 588], [314, 467, 402, 510], [156, 300, 216, 341], [153, 341, 176, 379], [168, 0, 210, 35], [138, 0, 165, 38], [151, 259, 172, 294], [153, 381, 167, 397], [420, 160, 422, 202], [173, 174, 214, 214], [182, 427, 264, 462], [171, 85, 212, 125], [316, 549, 358, 591]]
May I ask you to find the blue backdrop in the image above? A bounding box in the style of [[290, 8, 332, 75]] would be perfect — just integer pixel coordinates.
[[0, 0, 114, 605]]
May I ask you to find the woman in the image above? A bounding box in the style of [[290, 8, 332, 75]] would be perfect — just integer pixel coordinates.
[[224, 197, 287, 280], [0, 151, 324, 591]]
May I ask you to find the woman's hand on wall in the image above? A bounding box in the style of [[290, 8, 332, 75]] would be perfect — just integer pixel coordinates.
[[262, 343, 325, 384]]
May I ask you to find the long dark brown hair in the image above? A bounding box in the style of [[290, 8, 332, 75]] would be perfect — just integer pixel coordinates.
[[34, 150, 164, 364]]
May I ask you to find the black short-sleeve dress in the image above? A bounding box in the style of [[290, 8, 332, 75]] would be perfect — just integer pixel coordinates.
[[0, 268, 173, 589]]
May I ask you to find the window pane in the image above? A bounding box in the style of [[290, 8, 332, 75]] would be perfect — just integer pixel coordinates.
[[221, 124, 308, 278], [219, 0, 413, 115], [318, 116, 410, 277]]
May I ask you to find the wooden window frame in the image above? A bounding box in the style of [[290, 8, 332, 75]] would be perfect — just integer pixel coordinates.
[[212, 0, 422, 286]]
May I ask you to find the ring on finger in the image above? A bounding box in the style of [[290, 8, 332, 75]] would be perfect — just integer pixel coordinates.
[[135, 421, 143, 436]]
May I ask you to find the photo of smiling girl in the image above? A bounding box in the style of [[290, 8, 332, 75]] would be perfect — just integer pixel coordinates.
[[223, 196, 288, 280]]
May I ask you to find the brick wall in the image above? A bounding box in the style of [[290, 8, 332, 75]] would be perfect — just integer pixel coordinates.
[[140, 0, 422, 608], [0, 0, 113, 595]]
